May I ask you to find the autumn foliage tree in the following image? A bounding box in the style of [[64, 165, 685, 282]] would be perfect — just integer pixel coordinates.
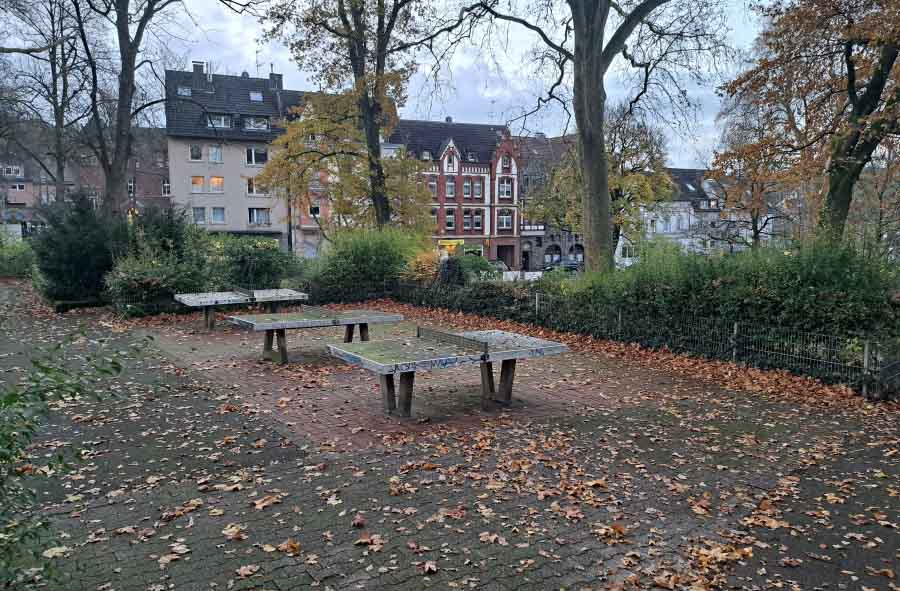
[[726, 0, 900, 240], [525, 104, 672, 248], [254, 92, 433, 236]]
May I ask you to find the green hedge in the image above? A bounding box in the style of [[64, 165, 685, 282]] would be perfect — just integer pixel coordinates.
[[0, 240, 34, 278]]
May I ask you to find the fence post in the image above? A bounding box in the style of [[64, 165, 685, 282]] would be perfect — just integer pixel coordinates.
[[731, 322, 739, 363], [617, 308, 622, 336], [535, 292, 540, 315], [863, 340, 871, 399]]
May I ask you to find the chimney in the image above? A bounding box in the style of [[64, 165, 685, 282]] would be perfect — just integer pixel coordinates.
[[445, 116, 453, 123], [192, 61, 205, 89], [269, 72, 283, 90]]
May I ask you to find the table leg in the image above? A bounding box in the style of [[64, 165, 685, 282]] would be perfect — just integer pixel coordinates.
[[480, 361, 495, 410], [267, 302, 280, 313], [344, 324, 355, 343], [276, 329, 288, 364], [379, 374, 396, 414], [263, 330, 275, 361], [204, 306, 215, 330], [497, 359, 517, 405], [397, 372, 415, 417], [359, 323, 370, 341]]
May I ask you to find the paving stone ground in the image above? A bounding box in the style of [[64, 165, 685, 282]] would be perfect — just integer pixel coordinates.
[[2, 280, 897, 591]]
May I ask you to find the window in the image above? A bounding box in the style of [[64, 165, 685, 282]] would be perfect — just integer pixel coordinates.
[[191, 176, 204, 193], [463, 209, 472, 230], [499, 177, 513, 198], [473, 209, 483, 230], [544, 244, 562, 264], [155, 151, 165, 167], [501, 155, 511, 172], [446, 154, 456, 172], [206, 114, 232, 129], [422, 150, 432, 160], [427, 176, 437, 196], [127, 178, 135, 195], [498, 209, 513, 230], [247, 177, 266, 197], [2, 165, 22, 176], [570, 244, 584, 262], [474, 179, 482, 198], [445, 208, 456, 231], [445, 178, 455, 198], [430, 207, 438, 221], [246, 147, 268, 165], [211, 207, 226, 224], [249, 91, 263, 102], [248, 207, 271, 226], [309, 204, 320, 217], [677, 214, 686, 231], [209, 144, 223, 163], [10, 183, 25, 191], [621, 243, 637, 259], [208, 176, 224, 193], [192, 207, 206, 224], [162, 179, 171, 196], [467, 152, 476, 162], [244, 116, 269, 131], [189, 145, 202, 161], [648, 218, 656, 234], [663, 217, 671, 233], [463, 178, 471, 198], [177, 86, 192, 97], [709, 199, 719, 209]]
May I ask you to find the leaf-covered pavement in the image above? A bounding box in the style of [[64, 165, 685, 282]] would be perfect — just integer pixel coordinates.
[[1, 281, 897, 590]]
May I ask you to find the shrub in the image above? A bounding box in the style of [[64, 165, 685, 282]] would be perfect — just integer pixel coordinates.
[[30, 196, 127, 301], [129, 206, 194, 257], [312, 229, 423, 302], [217, 235, 298, 289], [401, 251, 440, 284], [0, 240, 34, 278]]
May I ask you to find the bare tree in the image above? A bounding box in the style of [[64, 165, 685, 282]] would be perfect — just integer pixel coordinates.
[[467, 0, 729, 271]]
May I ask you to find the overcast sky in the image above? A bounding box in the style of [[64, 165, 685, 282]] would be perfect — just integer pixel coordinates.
[[180, 1, 762, 168]]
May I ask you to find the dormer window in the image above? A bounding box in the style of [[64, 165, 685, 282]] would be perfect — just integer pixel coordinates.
[[501, 155, 511, 172], [422, 150, 432, 160], [249, 91, 263, 102], [467, 152, 476, 162], [244, 116, 269, 131], [207, 114, 232, 129], [177, 86, 192, 97], [446, 154, 456, 172]]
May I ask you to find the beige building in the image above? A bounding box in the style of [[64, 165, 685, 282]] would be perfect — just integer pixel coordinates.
[[165, 63, 303, 248]]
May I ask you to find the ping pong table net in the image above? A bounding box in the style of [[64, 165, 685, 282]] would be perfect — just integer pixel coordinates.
[[416, 326, 489, 355], [302, 304, 335, 317]]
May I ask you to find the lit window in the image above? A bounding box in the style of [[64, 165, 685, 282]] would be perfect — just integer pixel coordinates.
[[209, 176, 224, 193], [244, 116, 269, 131], [209, 144, 223, 163], [248, 207, 271, 226], [445, 209, 455, 231], [127, 178, 135, 195], [211, 207, 226, 224], [246, 147, 268, 165], [191, 176, 204, 193], [249, 91, 263, 102], [463, 209, 472, 230], [247, 177, 265, 196], [499, 177, 513, 198], [192, 207, 206, 224], [177, 86, 192, 97], [445, 178, 455, 197], [498, 209, 513, 230], [162, 179, 171, 196], [207, 114, 232, 129], [474, 179, 482, 198], [463, 178, 471, 198], [427, 176, 437, 195], [473, 210, 483, 230], [189, 145, 202, 161]]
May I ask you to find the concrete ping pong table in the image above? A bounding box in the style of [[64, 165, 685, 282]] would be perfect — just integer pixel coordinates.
[[174, 288, 309, 330], [328, 326, 568, 417], [229, 305, 404, 364]]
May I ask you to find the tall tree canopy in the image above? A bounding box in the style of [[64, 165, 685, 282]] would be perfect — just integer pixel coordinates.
[[726, 0, 900, 239], [264, 0, 474, 227], [468, 0, 728, 271], [254, 92, 433, 236]]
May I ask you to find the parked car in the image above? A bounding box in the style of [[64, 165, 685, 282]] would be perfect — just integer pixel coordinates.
[[543, 261, 583, 273]]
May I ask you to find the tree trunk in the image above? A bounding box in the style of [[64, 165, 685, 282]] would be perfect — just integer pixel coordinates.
[[572, 11, 614, 273], [358, 91, 391, 226], [819, 140, 870, 240]]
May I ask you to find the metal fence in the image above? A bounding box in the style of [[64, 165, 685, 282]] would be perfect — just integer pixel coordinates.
[[390, 281, 891, 398]]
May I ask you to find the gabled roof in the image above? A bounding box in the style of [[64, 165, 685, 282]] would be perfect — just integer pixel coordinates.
[[164, 70, 304, 142], [666, 168, 707, 202], [388, 119, 507, 164]]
